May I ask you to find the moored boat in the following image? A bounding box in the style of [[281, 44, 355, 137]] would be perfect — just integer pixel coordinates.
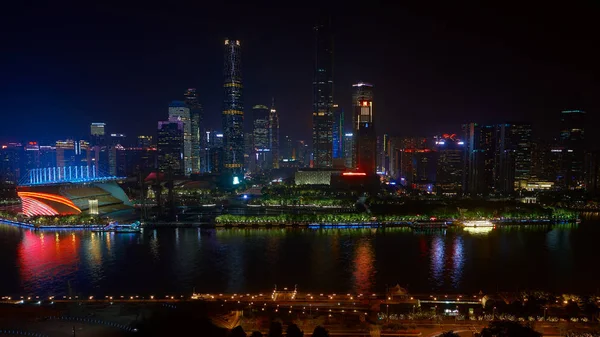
[[92, 221, 141, 233]]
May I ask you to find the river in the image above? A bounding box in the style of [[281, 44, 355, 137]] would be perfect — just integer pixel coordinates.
[[0, 214, 598, 297]]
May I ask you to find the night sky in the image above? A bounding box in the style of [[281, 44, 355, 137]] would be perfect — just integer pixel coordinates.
[[1, 2, 598, 146]]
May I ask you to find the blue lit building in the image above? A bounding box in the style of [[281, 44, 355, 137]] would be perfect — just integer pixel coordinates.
[[332, 104, 344, 159], [222, 39, 244, 175]]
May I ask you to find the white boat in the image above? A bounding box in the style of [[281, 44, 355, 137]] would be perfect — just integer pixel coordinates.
[[461, 220, 494, 227]]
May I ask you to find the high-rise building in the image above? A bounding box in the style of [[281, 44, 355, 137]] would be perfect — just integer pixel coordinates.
[[222, 38, 244, 174], [184, 88, 203, 173], [511, 123, 533, 184], [343, 133, 354, 169], [312, 16, 334, 168], [296, 140, 308, 167], [109, 133, 127, 146], [434, 135, 465, 195], [168, 101, 192, 175], [0, 143, 23, 185], [352, 82, 376, 173], [332, 104, 344, 159], [157, 117, 184, 176], [559, 110, 586, 189], [90, 122, 106, 146], [252, 105, 270, 171], [201, 130, 224, 173], [269, 99, 280, 169], [282, 135, 294, 161], [137, 135, 153, 148]]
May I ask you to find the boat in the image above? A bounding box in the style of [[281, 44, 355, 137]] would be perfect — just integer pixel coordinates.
[[461, 219, 494, 227], [92, 221, 141, 233]]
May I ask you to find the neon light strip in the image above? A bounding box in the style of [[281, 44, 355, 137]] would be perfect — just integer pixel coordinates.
[[17, 192, 81, 213], [342, 172, 367, 176], [20, 197, 59, 217]]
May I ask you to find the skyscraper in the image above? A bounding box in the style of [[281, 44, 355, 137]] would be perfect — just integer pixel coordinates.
[[168, 101, 192, 175], [332, 104, 344, 159], [222, 38, 244, 174], [511, 123, 533, 183], [90, 122, 106, 146], [560, 110, 586, 188], [435, 134, 465, 195], [352, 82, 376, 173], [343, 133, 354, 169], [252, 105, 270, 171], [269, 99, 280, 169], [157, 118, 184, 176], [312, 16, 334, 168], [184, 88, 203, 173]]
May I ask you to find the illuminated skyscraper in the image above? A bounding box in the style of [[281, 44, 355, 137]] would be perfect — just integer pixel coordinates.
[[332, 104, 344, 159], [222, 38, 244, 174], [184, 88, 203, 173], [343, 133, 354, 169], [352, 82, 376, 173], [168, 101, 192, 175], [90, 122, 106, 146], [157, 118, 184, 176], [269, 99, 280, 169], [312, 16, 334, 168], [252, 105, 270, 171], [560, 110, 585, 188]]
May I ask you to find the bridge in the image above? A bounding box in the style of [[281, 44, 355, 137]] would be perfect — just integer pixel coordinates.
[[19, 165, 124, 187]]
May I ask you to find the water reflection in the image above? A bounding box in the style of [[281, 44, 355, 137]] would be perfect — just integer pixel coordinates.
[[18, 231, 80, 294], [1, 221, 598, 296], [352, 238, 374, 294], [451, 236, 464, 288], [430, 235, 444, 288]]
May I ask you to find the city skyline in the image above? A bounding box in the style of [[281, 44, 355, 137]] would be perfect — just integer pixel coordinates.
[[1, 3, 598, 146]]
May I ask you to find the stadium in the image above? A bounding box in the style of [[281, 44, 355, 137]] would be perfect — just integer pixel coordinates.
[[17, 165, 133, 218]]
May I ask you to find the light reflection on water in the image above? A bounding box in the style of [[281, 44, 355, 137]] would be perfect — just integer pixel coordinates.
[[0, 221, 597, 296]]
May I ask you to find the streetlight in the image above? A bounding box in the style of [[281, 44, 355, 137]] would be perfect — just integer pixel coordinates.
[[544, 307, 548, 320], [386, 304, 389, 322], [493, 306, 496, 320]]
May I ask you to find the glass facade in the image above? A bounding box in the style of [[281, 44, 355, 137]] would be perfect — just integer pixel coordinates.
[[157, 118, 184, 176], [184, 88, 203, 174], [352, 83, 376, 173], [312, 17, 334, 168], [222, 39, 244, 174], [168, 101, 192, 175]]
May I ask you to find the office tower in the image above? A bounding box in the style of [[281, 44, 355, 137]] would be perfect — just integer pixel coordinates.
[[296, 140, 308, 167], [137, 135, 153, 148], [222, 38, 244, 174], [312, 16, 334, 168], [157, 118, 184, 176], [435, 135, 465, 195], [560, 110, 586, 189], [55, 140, 89, 169], [282, 135, 294, 160], [168, 101, 192, 175], [377, 133, 389, 174], [530, 139, 551, 181], [184, 88, 203, 173], [109, 133, 127, 146], [244, 133, 255, 172], [352, 82, 376, 173], [269, 99, 280, 169], [0, 143, 23, 185], [252, 105, 270, 171], [343, 132, 354, 169], [511, 123, 533, 183], [90, 122, 106, 146], [332, 104, 344, 159], [24, 142, 40, 171]]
